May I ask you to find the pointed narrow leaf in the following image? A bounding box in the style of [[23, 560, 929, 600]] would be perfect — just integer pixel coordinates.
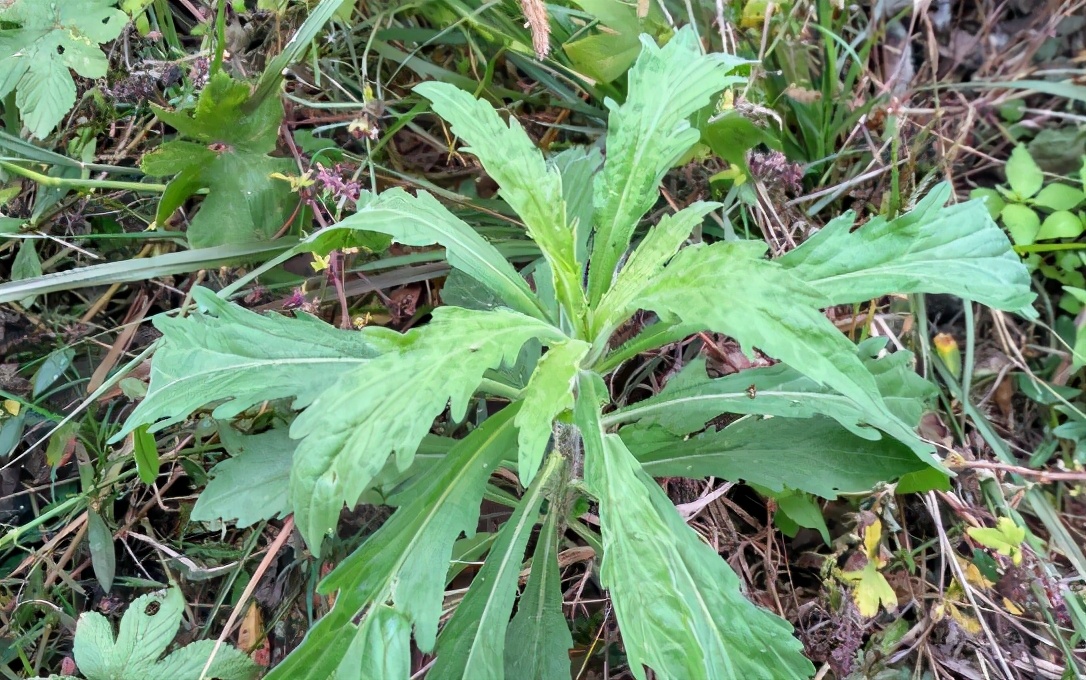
[[334, 188, 545, 320], [504, 504, 574, 680], [625, 416, 930, 498], [116, 287, 387, 440], [639, 240, 933, 461], [86, 509, 116, 594], [778, 184, 1035, 314], [415, 83, 585, 324], [576, 375, 813, 679], [515, 340, 590, 484], [587, 28, 746, 303], [553, 146, 602, 262], [430, 454, 563, 679], [335, 606, 412, 680], [268, 406, 521, 678], [133, 425, 159, 485], [290, 307, 562, 551]]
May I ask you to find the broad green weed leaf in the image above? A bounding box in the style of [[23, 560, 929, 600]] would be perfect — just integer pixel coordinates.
[[191, 426, 293, 527], [333, 188, 545, 320], [142, 73, 295, 246], [779, 184, 1035, 314], [72, 587, 257, 680], [504, 505, 574, 680], [576, 375, 813, 679], [638, 240, 931, 462], [268, 406, 521, 678], [1005, 145, 1043, 199], [430, 455, 561, 679], [0, 0, 127, 138], [608, 341, 935, 449], [335, 605, 412, 680], [416, 82, 586, 326], [770, 490, 831, 544], [11, 239, 41, 307], [596, 201, 718, 334], [514, 339, 589, 484], [186, 152, 298, 247], [586, 27, 746, 304], [132, 424, 159, 484], [150, 73, 281, 153], [117, 287, 388, 439], [289, 307, 563, 552], [625, 416, 929, 498]]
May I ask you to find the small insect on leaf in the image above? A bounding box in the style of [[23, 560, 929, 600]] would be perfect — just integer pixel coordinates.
[[746, 384, 757, 399]]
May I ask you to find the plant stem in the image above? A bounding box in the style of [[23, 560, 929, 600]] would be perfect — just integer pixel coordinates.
[[0, 161, 167, 193]]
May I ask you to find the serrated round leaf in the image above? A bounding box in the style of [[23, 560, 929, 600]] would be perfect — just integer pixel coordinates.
[[1036, 210, 1084, 241], [1033, 183, 1085, 211], [1005, 145, 1044, 199], [970, 188, 1005, 219], [1001, 203, 1041, 245]]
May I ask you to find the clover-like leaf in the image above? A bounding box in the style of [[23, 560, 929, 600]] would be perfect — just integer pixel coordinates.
[[265, 406, 522, 678], [968, 517, 1026, 565], [289, 306, 564, 552]]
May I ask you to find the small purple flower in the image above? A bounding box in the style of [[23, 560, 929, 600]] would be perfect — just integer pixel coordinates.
[[312, 163, 362, 203]]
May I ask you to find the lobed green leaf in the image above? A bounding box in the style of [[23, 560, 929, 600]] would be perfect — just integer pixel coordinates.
[[626, 416, 930, 499], [289, 307, 563, 552], [576, 374, 813, 679], [268, 406, 521, 678], [779, 184, 1036, 315], [514, 339, 590, 484], [116, 287, 389, 440], [429, 454, 563, 679], [607, 340, 935, 448], [503, 504, 574, 680], [586, 28, 745, 304], [416, 82, 586, 328], [637, 240, 935, 463]]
